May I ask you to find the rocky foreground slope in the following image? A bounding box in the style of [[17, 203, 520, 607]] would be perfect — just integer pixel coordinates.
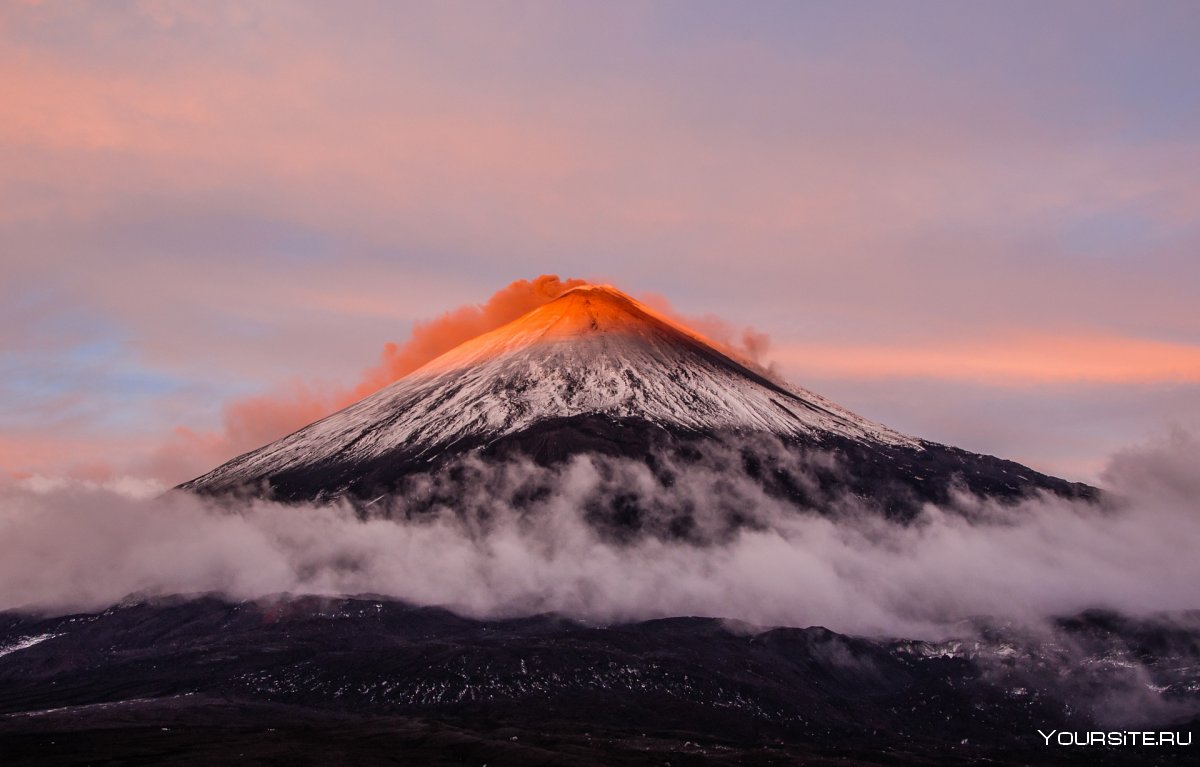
[[1, 597, 1196, 765]]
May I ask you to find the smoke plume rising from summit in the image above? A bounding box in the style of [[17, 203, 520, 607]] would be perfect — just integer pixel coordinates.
[[147, 275, 587, 481], [146, 275, 777, 484]]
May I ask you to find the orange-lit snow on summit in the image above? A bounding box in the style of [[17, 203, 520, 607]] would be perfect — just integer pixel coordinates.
[[418, 285, 753, 376], [181, 283, 919, 498]]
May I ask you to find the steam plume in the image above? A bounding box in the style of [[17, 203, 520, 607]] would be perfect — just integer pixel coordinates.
[[148, 275, 775, 483], [148, 275, 588, 481]]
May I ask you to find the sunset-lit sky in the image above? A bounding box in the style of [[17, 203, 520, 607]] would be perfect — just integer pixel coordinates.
[[3, 1, 1199, 486]]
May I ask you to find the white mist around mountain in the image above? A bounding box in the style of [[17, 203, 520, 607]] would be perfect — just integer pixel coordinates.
[[3, 430, 1198, 639]]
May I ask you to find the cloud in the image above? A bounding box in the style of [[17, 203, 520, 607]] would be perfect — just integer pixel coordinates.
[[140, 274, 778, 485], [349, 275, 593, 395], [140, 275, 587, 480], [2, 431, 1197, 643], [639, 291, 777, 369], [772, 334, 1200, 385]]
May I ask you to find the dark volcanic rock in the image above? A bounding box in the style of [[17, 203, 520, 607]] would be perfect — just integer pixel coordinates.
[[191, 414, 1097, 525], [1, 597, 1196, 765]]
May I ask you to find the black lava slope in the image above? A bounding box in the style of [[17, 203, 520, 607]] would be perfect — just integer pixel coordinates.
[[1, 597, 1196, 765]]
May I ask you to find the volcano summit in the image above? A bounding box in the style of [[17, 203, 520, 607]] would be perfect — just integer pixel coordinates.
[[181, 285, 1091, 516]]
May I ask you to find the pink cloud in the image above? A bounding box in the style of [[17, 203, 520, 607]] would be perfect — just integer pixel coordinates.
[[773, 334, 1200, 385]]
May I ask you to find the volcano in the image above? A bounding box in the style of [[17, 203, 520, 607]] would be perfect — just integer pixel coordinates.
[[180, 285, 1092, 515], [12, 286, 1194, 767]]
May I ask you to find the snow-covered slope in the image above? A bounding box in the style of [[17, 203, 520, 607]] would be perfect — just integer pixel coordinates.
[[182, 286, 919, 495]]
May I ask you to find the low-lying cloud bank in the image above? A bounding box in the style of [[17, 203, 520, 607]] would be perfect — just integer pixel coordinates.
[[1, 431, 1198, 638]]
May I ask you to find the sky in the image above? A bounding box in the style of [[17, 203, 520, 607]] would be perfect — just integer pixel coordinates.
[[2, 0, 1199, 487]]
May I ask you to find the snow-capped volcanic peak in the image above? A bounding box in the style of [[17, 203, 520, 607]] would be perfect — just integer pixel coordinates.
[[183, 285, 918, 494], [415, 285, 725, 375]]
